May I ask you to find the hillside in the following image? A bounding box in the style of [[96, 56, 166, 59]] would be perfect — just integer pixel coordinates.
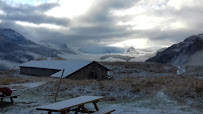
[[0, 28, 61, 70], [146, 33, 203, 65]]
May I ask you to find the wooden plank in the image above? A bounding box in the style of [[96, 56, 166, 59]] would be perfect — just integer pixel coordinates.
[[0, 95, 19, 104], [36, 96, 103, 112], [11, 89, 17, 91], [0, 95, 19, 99], [92, 108, 115, 114]]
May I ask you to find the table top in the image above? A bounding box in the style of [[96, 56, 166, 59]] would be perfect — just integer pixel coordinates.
[[36, 96, 103, 112]]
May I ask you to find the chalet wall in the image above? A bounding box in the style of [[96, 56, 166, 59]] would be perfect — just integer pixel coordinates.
[[20, 67, 60, 76], [67, 62, 108, 80]]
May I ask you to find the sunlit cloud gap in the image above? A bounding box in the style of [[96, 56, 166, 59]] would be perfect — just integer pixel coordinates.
[[45, 0, 94, 19], [0, 10, 5, 15], [15, 21, 66, 30], [109, 39, 148, 49]]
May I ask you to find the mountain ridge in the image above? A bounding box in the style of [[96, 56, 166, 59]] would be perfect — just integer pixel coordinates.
[[146, 33, 203, 65], [0, 28, 61, 70]]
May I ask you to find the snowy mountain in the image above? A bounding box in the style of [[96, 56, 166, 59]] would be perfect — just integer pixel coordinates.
[[0, 28, 60, 70], [40, 41, 77, 55], [126, 47, 140, 54], [0, 29, 35, 46], [99, 47, 155, 62], [146, 33, 203, 65]]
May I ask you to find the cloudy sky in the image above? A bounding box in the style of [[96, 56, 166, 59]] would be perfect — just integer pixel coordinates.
[[0, 0, 203, 50]]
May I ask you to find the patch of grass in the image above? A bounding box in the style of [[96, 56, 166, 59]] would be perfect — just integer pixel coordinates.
[[0, 77, 29, 85], [0, 75, 54, 85], [165, 76, 203, 99], [100, 62, 177, 74], [1, 72, 202, 109]]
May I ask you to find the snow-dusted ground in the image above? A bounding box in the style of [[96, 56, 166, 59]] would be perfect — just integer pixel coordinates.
[[1, 63, 202, 114], [101, 62, 177, 80], [8, 82, 47, 89], [177, 66, 186, 75], [1, 81, 202, 114]]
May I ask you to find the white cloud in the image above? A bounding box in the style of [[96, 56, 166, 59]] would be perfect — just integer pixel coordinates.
[[1, 0, 203, 50], [167, 0, 203, 10], [45, 0, 94, 19], [109, 38, 148, 49], [0, 10, 5, 15], [15, 21, 68, 30], [112, 0, 191, 32]]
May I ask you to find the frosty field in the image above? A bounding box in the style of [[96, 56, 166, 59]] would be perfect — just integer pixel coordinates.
[[0, 62, 203, 114]]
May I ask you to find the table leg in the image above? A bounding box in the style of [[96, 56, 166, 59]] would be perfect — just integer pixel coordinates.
[[65, 109, 70, 114], [10, 98, 14, 104], [93, 102, 99, 111], [62, 110, 70, 114], [48, 111, 52, 114], [1, 94, 4, 102], [74, 106, 80, 114], [80, 105, 90, 113]]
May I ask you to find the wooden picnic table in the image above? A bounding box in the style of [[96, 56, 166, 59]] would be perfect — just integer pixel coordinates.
[[0, 88, 19, 104], [36, 96, 104, 114]]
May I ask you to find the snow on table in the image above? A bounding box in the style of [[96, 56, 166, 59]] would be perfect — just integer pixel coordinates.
[[37, 96, 103, 111]]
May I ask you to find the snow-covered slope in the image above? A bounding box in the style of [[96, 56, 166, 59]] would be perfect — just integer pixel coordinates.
[[0, 29, 35, 46], [40, 41, 77, 55], [146, 33, 203, 65], [0, 28, 60, 70]]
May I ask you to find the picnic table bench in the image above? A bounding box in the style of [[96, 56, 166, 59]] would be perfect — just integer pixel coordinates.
[[36, 96, 115, 114], [0, 95, 20, 104], [0, 88, 19, 104]]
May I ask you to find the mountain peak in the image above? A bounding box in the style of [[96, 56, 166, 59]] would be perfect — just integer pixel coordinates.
[[127, 47, 135, 52], [126, 47, 140, 54], [0, 28, 15, 32], [146, 33, 203, 65], [197, 33, 203, 38], [0, 28, 34, 45], [0, 28, 60, 69]]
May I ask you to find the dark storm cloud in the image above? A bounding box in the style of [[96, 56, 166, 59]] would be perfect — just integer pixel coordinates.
[[0, 0, 69, 26], [62, 0, 138, 45], [35, 0, 139, 46], [0, 0, 203, 48], [80, 0, 137, 23], [0, 0, 138, 46]]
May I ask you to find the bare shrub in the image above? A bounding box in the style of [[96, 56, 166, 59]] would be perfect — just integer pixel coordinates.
[[0, 77, 30, 85], [165, 76, 203, 99]]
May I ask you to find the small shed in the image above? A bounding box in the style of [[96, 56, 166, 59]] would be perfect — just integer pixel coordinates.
[[19, 60, 110, 80]]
